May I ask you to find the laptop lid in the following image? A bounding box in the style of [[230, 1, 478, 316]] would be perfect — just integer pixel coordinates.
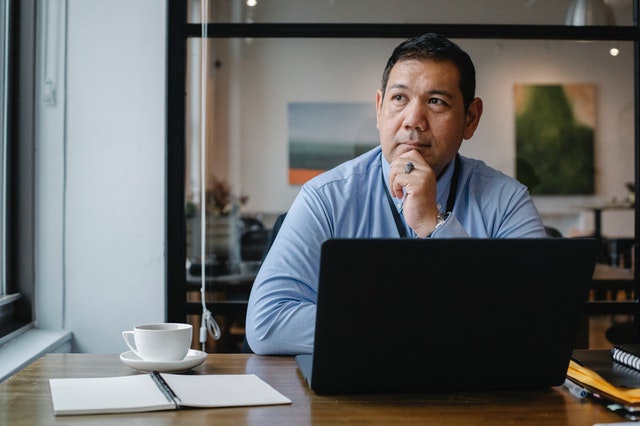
[[297, 238, 600, 394]]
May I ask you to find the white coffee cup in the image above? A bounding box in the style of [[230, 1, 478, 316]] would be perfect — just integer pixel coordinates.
[[122, 323, 192, 362]]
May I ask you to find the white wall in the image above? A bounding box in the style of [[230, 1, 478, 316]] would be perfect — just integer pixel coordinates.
[[37, 0, 167, 353]]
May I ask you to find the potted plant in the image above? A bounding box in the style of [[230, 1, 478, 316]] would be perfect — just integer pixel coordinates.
[[186, 176, 248, 275]]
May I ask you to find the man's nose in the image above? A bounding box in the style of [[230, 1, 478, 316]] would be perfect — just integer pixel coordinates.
[[403, 102, 428, 131]]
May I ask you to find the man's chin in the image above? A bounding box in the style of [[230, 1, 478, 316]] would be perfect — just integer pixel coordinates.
[[398, 145, 432, 159]]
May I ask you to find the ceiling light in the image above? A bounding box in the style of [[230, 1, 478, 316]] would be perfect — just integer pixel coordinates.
[[565, 0, 615, 25]]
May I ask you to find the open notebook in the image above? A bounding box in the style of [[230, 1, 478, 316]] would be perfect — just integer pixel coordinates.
[[296, 238, 600, 394], [49, 372, 291, 416]]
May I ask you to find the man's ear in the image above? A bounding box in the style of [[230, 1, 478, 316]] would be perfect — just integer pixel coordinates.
[[375, 89, 383, 130], [463, 97, 483, 140]]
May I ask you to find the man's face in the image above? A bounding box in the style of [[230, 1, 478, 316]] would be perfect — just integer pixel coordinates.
[[376, 59, 480, 176]]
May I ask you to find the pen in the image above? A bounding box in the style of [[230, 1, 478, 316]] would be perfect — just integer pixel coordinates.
[[563, 378, 588, 400]]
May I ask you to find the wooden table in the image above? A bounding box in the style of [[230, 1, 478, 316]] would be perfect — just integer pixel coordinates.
[[0, 353, 625, 425], [588, 262, 638, 317], [576, 200, 633, 239]]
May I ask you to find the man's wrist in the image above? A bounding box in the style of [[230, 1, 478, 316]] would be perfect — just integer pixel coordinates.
[[417, 212, 450, 238]]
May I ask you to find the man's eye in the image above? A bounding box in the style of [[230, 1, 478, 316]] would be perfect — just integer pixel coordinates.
[[428, 98, 445, 105], [392, 94, 405, 102]]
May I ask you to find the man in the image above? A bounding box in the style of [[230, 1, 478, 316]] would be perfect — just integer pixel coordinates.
[[246, 33, 546, 355]]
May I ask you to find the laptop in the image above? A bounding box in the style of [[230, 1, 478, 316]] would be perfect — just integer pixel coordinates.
[[296, 238, 601, 394]]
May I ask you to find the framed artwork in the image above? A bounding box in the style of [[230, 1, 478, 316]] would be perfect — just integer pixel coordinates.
[[288, 102, 378, 185], [515, 83, 595, 195]]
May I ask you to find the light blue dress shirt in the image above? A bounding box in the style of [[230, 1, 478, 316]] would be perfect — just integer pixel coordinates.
[[246, 146, 547, 355]]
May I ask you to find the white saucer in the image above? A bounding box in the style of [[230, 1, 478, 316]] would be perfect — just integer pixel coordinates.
[[120, 349, 207, 373]]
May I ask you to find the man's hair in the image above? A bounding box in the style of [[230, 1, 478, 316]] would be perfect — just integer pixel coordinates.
[[381, 33, 476, 110]]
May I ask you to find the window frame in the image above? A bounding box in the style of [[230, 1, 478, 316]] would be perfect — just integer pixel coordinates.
[[0, 0, 35, 344], [166, 1, 640, 324]]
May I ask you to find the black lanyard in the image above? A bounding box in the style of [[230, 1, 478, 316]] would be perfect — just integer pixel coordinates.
[[382, 154, 461, 238]]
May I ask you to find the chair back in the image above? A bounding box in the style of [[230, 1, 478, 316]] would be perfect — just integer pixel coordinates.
[[241, 212, 287, 353]]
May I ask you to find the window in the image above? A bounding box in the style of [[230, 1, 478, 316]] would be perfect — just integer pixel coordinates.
[[0, 0, 35, 344], [0, 0, 7, 301]]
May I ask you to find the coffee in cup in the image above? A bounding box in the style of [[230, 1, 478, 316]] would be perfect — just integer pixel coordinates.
[[122, 323, 192, 362]]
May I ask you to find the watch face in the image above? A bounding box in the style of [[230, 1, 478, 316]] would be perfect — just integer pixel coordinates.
[[435, 212, 450, 229]]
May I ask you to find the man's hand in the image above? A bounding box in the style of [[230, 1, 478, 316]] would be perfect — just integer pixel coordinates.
[[389, 150, 440, 237]]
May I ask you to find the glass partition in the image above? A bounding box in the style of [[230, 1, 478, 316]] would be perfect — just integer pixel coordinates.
[[186, 36, 634, 250], [168, 0, 639, 350]]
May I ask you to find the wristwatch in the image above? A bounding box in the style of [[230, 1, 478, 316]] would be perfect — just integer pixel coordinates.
[[418, 212, 450, 238], [433, 212, 450, 232]]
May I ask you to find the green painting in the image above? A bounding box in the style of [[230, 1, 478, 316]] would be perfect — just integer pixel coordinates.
[[515, 84, 595, 195]]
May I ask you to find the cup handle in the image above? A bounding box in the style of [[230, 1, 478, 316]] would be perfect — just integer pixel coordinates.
[[122, 331, 141, 358]]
